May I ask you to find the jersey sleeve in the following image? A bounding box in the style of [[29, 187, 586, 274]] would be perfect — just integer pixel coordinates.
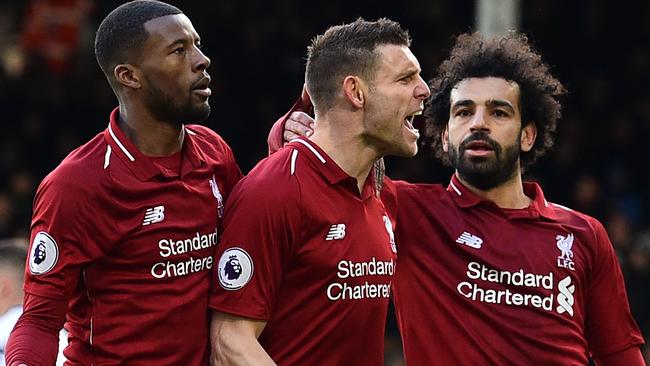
[[24, 166, 113, 300], [209, 159, 302, 320], [4, 293, 67, 366], [584, 217, 645, 357]]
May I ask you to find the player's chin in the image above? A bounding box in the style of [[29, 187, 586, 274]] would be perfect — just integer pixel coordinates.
[[187, 104, 211, 123], [400, 132, 419, 157], [391, 141, 418, 158]]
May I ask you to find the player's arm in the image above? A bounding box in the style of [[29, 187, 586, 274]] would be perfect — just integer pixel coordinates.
[[267, 85, 314, 154], [593, 346, 646, 366], [584, 218, 645, 363], [7, 168, 106, 366], [210, 312, 276, 366], [5, 293, 67, 366]]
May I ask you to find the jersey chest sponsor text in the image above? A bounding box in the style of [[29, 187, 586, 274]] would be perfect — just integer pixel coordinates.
[[447, 228, 580, 316], [318, 215, 396, 302], [150, 229, 218, 279], [457, 261, 576, 316], [326, 257, 395, 301]]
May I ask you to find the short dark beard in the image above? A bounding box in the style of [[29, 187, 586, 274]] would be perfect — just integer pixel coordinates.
[[449, 131, 520, 190], [143, 76, 211, 125]]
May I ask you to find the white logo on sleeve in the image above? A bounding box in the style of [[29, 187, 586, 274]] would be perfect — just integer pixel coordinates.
[[456, 231, 483, 249], [29, 232, 59, 275], [143, 205, 165, 226], [325, 224, 346, 240], [556, 275, 575, 316], [218, 248, 254, 290]]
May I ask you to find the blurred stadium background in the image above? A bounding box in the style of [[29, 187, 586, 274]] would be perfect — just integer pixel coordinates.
[[0, 0, 647, 364]]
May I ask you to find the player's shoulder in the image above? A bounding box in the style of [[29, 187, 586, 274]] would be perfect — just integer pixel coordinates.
[[185, 124, 230, 151], [231, 147, 303, 201], [245, 147, 299, 186], [546, 201, 606, 233], [185, 125, 241, 171], [33, 132, 112, 214], [387, 178, 448, 198], [43, 132, 109, 190]]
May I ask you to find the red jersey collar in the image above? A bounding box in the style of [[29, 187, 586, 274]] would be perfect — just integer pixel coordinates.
[[288, 137, 376, 199], [103, 107, 205, 181], [446, 174, 558, 220]]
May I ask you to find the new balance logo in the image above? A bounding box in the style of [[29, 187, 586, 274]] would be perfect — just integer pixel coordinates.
[[143, 206, 165, 226], [325, 224, 346, 240], [456, 231, 483, 249]]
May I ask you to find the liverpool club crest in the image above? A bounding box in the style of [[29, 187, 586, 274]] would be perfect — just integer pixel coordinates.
[[209, 175, 224, 218], [556, 233, 575, 270]]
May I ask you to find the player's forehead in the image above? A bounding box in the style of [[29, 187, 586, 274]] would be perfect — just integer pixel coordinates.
[[450, 77, 520, 107], [374, 44, 421, 78], [143, 13, 199, 50]]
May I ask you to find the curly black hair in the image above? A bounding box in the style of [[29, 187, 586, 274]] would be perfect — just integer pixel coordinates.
[[424, 32, 566, 168]]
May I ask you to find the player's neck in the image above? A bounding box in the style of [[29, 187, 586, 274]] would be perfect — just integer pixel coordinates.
[[310, 116, 379, 194], [457, 170, 532, 209], [117, 105, 184, 157]]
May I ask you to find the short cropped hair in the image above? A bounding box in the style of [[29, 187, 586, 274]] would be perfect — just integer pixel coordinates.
[[305, 18, 411, 113], [94, 0, 182, 82], [425, 32, 566, 168]]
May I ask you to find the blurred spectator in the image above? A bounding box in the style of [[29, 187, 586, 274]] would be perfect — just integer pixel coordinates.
[[0, 241, 27, 366], [20, 0, 92, 76]]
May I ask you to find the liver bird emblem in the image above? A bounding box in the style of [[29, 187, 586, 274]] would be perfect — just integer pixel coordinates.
[[556, 233, 574, 260]]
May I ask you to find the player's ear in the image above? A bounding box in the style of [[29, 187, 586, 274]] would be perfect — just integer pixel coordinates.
[[342, 75, 365, 109], [520, 122, 537, 152], [442, 126, 449, 152], [114, 64, 141, 89]]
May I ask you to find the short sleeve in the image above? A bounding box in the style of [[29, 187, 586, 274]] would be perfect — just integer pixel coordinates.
[[209, 163, 302, 320], [24, 167, 114, 300]]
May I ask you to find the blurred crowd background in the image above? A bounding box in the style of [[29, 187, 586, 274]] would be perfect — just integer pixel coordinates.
[[0, 0, 648, 364]]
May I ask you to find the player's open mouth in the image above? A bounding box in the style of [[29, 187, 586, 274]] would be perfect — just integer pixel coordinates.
[[465, 141, 493, 151], [463, 140, 495, 157], [404, 110, 422, 137]]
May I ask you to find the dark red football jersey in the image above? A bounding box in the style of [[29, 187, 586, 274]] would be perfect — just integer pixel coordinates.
[[18, 108, 242, 365], [210, 138, 397, 365], [389, 175, 644, 365]]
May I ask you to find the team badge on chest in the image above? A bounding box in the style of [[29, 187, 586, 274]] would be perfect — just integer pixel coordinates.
[[556, 232, 575, 270], [209, 174, 224, 218], [383, 215, 397, 253]]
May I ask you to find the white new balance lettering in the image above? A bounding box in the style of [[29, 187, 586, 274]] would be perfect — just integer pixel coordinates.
[[456, 232, 483, 249], [143, 206, 165, 226], [326, 224, 346, 240]]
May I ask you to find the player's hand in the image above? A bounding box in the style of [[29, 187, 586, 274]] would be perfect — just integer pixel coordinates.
[[284, 111, 314, 142], [267, 84, 314, 155]]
